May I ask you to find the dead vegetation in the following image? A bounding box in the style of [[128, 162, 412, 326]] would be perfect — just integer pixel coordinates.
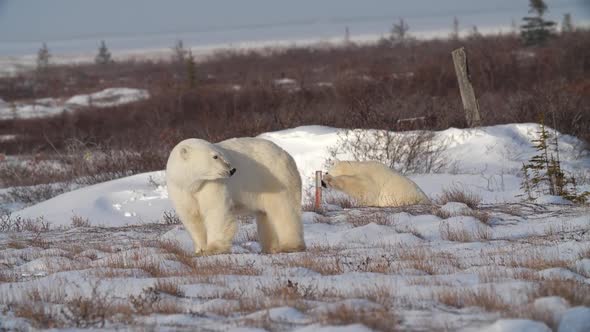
[[439, 220, 492, 242], [436, 186, 482, 209], [313, 303, 398, 332], [436, 286, 511, 312], [2, 30, 589, 196]]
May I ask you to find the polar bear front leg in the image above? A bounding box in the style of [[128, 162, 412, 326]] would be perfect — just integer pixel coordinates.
[[175, 208, 207, 255], [202, 206, 237, 254], [197, 183, 237, 255]]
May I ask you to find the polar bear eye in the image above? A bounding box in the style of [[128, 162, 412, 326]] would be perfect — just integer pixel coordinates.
[[213, 155, 218, 159]]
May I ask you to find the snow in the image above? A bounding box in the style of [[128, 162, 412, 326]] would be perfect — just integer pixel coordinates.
[[0, 88, 150, 120], [558, 307, 590, 332], [440, 202, 473, 216], [533, 297, 570, 326], [534, 195, 573, 205], [14, 124, 589, 228], [2, 123, 590, 330], [65, 87, 149, 108], [477, 319, 551, 332], [294, 324, 373, 332]]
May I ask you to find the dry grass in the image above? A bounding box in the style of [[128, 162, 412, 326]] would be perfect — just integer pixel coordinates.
[[436, 186, 482, 209], [465, 209, 492, 224], [70, 215, 91, 228], [313, 303, 398, 332], [161, 210, 181, 225], [534, 279, 590, 307], [504, 250, 574, 271], [12, 303, 60, 329], [436, 286, 511, 312], [439, 220, 492, 242], [432, 207, 451, 219], [393, 245, 459, 275], [324, 194, 361, 209], [0, 214, 51, 232], [390, 222, 425, 239], [153, 279, 184, 297], [347, 212, 391, 227], [129, 286, 185, 316], [282, 253, 344, 275]]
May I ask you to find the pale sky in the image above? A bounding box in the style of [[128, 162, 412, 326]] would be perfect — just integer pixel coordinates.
[[0, 0, 587, 55]]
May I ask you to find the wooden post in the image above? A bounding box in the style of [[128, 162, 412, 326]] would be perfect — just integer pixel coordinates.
[[452, 47, 482, 127], [314, 171, 323, 211]]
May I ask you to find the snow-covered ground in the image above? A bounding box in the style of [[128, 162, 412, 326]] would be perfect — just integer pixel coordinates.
[[1, 124, 589, 331], [0, 88, 149, 120]]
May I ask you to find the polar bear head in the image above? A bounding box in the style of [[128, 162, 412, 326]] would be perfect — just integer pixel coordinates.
[[321, 161, 361, 192], [166, 138, 236, 190]]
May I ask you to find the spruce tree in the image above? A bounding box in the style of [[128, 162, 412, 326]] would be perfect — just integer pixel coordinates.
[[390, 18, 409, 43], [520, 163, 533, 200], [95, 40, 113, 65], [37, 43, 51, 70], [172, 39, 187, 64], [561, 13, 574, 33], [521, 0, 556, 45], [186, 50, 197, 88]]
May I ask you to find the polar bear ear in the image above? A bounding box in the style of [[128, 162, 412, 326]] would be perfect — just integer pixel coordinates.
[[179, 146, 189, 160]]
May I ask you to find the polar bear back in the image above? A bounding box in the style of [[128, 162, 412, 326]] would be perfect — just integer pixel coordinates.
[[218, 138, 302, 208], [330, 161, 430, 207]]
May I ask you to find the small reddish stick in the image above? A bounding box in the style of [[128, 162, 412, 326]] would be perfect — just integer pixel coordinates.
[[315, 171, 323, 211]]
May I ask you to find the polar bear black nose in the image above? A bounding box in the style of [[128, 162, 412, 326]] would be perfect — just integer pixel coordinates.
[[230, 168, 237, 176]]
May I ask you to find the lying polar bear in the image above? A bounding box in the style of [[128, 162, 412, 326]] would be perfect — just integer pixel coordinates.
[[166, 137, 305, 255], [322, 160, 431, 207]]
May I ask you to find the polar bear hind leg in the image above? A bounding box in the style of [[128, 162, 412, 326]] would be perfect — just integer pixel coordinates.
[[260, 196, 305, 253], [256, 212, 279, 253]]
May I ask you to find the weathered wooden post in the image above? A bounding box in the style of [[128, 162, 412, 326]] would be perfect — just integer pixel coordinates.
[[315, 171, 323, 211], [452, 47, 482, 127]]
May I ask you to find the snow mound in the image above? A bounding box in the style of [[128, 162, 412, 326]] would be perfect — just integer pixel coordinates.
[[533, 297, 570, 325], [16, 171, 170, 227], [13, 124, 590, 226], [65, 88, 149, 108], [478, 319, 551, 332], [0, 88, 150, 120], [440, 202, 473, 216], [0, 98, 67, 120], [533, 195, 573, 205], [294, 324, 373, 332], [558, 307, 590, 332]]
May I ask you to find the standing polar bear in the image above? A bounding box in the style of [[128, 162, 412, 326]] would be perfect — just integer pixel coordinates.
[[322, 161, 430, 207], [166, 137, 305, 255]]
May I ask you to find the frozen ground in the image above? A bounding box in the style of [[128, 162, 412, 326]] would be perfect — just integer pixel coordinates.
[[1, 203, 589, 331], [1, 124, 590, 331]]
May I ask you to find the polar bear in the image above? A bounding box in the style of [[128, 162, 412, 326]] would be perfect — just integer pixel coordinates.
[[166, 137, 305, 255], [322, 160, 430, 207]]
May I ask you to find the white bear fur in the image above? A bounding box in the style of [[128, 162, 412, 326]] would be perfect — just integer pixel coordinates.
[[323, 161, 431, 207], [166, 137, 305, 255]]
